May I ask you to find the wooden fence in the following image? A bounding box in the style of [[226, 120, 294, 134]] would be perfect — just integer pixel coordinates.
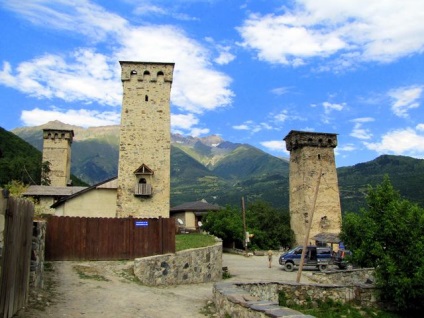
[[45, 216, 176, 261], [0, 197, 34, 318]]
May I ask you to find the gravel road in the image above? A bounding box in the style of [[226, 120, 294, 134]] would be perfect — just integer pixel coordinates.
[[16, 252, 313, 318]]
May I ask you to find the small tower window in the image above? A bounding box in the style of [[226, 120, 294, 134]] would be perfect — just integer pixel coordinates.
[[130, 70, 137, 75], [143, 70, 151, 81], [318, 154, 321, 160], [145, 95, 149, 102]]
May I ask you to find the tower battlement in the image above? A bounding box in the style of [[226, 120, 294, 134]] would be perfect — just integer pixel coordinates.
[[120, 61, 174, 83], [284, 130, 337, 151]]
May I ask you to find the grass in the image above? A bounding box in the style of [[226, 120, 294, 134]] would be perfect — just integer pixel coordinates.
[[175, 233, 217, 251], [73, 264, 110, 282], [284, 297, 403, 318]]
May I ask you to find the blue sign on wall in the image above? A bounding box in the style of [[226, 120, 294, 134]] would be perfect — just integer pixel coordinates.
[[135, 220, 148, 227]]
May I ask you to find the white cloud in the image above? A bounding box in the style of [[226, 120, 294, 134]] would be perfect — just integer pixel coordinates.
[[338, 144, 356, 152], [270, 87, 290, 96], [171, 113, 209, 136], [0, 1, 234, 117], [260, 140, 288, 154], [214, 45, 236, 65], [0, 50, 121, 105], [349, 117, 374, 140], [238, 0, 424, 68], [232, 120, 273, 133], [364, 128, 424, 156], [322, 101, 345, 114], [2, 0, 127, 41], [20, 107, 120, 127], [417, 123, 424, 131], [388, 85, 422, 118]]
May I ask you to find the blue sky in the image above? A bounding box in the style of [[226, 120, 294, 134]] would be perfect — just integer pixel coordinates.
[[1, 0, 424, 167]]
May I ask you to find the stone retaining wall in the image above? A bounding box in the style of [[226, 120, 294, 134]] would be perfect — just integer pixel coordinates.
[[213, 282, 314, 318], [133, 241, 222, 286], [213, 269, 379, 317], [308, 268, 374, 285]]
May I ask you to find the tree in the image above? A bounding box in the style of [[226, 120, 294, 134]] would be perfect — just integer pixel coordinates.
[[246, 201, 294, 250], [202, 201, 294, 250], [340, 175, 424, 312], [202, 205, 244, 248]]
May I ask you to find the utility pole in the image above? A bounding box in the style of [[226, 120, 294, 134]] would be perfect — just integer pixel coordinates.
[[241, 196, 247, 255], [296, 168, 322, 283]]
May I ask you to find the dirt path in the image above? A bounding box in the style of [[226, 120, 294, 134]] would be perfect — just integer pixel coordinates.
[[16, 253, 313, 318]]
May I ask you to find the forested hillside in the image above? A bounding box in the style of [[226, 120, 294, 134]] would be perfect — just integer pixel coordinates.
[[8, 123, 424, 212]]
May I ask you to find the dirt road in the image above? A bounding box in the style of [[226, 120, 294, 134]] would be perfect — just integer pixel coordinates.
[[16, 253, 313, 318]]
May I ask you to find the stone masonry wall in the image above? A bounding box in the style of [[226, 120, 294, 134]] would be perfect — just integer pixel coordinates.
[[213, 279, 378, 318], [42, 129, 73, 187], [133, 241, 222, 286], [116, 62, 174, 218], [284, 131, 342, 245]]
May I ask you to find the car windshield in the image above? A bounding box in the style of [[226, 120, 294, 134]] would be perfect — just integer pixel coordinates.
[[286, 246, 301, 254]]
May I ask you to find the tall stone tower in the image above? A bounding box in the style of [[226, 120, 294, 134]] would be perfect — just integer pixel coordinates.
[[42, 129, 74, 187], [284, 130, 342, 245], [116, 61, 174, 218]]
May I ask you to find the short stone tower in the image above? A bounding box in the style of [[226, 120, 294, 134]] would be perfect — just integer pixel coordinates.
[[116, 61, 174, 218], [42, 129, 74, 187], [284, 130, 342, 245]]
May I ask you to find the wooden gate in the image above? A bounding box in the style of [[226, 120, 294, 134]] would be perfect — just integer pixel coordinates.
[[45, 216, 176, 261], [0, 197, 34, 318]]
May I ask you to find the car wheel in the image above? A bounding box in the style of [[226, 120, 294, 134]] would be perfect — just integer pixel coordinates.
[[318, 264, 327, 271], [284, 262, 294, 272]]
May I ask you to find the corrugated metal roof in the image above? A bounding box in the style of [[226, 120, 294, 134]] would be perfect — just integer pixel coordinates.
[[23, 185, 87, 196], [170, 200, 221, 212]]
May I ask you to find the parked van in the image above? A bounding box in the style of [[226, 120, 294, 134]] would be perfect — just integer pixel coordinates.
[[279, 245, 332, 271]]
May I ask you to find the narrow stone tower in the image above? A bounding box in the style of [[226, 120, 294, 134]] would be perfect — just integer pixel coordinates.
[[42, 129, 74, 187], [284, 130, 342, 245], [116, 61, 174, 218]]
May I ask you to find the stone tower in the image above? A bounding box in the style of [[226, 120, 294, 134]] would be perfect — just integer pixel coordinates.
[[284, 130, 342, 245], [116, 61, 174, 218], [42, 129, 74, 187]]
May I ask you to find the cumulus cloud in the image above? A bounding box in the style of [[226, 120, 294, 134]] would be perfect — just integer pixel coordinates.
[[0, 0, 234, 127], [350, 117, 374, 140], [388, 85, 422, 118], [0, 50, 121, 105], [171, 113, 209, 136], [238, 0, 424, 68], [364, 128, 424, 156], [2, 0, 127, 41], [322, 101, 345, 114], [260, 140, 287, 153], [232, 120, 273, 133], [21, 107, 120, 127]]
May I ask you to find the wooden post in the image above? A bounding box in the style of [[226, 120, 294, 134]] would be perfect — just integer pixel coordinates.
[[241, 197, 247, 255], [296, 168, 322, 283]]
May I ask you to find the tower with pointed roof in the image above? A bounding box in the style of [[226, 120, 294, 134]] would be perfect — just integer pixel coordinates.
[[116, 61, 174, 217]]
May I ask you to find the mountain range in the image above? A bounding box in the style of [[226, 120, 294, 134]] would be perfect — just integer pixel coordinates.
[[7, 121, 424, 213]]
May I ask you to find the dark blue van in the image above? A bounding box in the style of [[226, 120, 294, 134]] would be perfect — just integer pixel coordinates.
[[279, 245, 332, 271]]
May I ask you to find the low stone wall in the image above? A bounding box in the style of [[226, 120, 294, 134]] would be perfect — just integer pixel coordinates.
[[213, 282, 314, 318], [239, 281, 377, 308], [213, 270, 379, 317], [133, 241, 222, 286], [308, 268, 375, 285]]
